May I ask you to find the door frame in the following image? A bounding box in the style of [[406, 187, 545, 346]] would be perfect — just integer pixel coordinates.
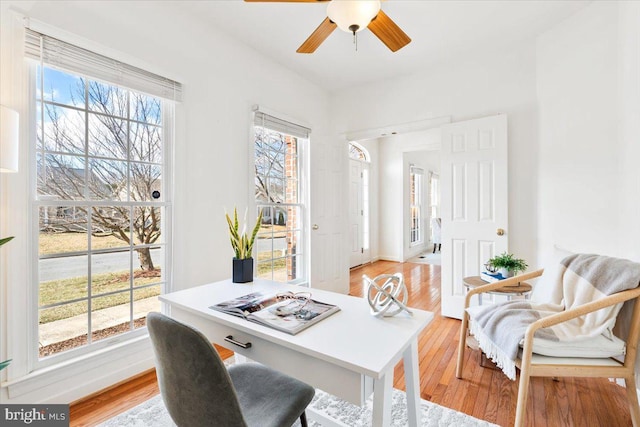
[[348, 147, 371, 268]]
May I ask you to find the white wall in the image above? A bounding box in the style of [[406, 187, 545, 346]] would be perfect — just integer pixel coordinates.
[[536, 1, 624, 265], [618, 1, 640, 262], [0, 0, 334, 404], [535, 1, 640, 392], [332, 46, 539, 267]]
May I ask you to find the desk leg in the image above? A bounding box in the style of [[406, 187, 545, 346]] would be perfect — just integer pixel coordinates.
[[372, 372, 392, 427], [403, 338, 421, 427]]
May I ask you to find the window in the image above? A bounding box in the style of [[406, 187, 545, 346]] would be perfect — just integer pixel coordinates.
[[348, 142, 371, 253], [410, 166, 424, 245], [253, 111, 308, 284], [429, 172, 440, 242], [26, 29, 180, 362], [348, 141, 369, 162]]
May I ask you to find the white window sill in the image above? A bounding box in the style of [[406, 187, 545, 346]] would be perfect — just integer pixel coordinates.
[[2, 334, 154, 402]]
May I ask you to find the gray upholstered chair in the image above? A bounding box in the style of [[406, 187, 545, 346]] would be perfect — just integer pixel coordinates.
[[147, 312, 315, 427]]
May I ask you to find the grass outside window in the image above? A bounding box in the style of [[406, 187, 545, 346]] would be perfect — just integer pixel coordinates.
[[39, 269, 161, 323]]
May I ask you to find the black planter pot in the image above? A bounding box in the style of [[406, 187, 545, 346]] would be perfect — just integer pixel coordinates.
[[232, 258, 254, 283]]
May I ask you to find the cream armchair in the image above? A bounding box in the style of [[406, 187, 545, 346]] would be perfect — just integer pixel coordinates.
[[456, 268, 640, 427]]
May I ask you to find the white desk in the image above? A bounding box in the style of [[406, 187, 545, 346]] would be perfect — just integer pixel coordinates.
[[160, 279, 433, 427]]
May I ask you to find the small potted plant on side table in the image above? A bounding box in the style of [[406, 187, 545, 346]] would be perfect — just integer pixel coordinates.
[[487, 252, 528, 279], [226, 208, 263, 283]]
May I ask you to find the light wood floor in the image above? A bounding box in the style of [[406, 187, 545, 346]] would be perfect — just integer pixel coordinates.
[[69, 261, 633, 426]]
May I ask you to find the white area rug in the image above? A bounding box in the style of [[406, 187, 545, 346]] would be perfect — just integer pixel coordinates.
[[408, 252, 441, 266], [99, 387, 497, 427]]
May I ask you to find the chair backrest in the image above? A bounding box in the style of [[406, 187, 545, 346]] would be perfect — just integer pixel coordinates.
[[431, 217, 441, 243], [147, 312, 247, 427], [530, 247, 573, 305], [614, 294, 640, 366]]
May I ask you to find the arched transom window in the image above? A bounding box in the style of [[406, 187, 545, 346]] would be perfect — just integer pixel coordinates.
[[348, 142, 370, 162]]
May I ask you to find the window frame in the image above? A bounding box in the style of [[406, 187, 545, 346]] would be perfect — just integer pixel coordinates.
[[28, 63, 174, 369], [409, 167, 424, 246], [252, 117, 308, 286], [429, 172, 440, 243]]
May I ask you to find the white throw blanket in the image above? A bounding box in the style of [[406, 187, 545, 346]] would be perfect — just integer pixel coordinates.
[[468, 253, 640, 380]]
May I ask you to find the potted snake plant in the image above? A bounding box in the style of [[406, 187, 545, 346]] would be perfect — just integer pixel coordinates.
[[225, 208, 262, 283]]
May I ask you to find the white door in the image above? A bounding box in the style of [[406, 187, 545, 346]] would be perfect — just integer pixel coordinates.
[[440, 114, 508, 319], [310, 140, 350, 294], [348, 159, 371, 268]]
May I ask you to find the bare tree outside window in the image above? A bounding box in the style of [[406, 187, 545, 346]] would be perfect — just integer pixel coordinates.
[[255, 127, 286, 204], [254, 125, 304, 283], [38, 80, 162, 271], [35, 65, 167, 358]]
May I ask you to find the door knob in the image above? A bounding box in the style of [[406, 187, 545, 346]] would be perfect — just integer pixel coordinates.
[[497, 228, 505, 236], [312, 224, 319, 230]]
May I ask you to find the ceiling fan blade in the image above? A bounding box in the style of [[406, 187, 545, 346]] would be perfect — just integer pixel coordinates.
[[245, 0, 329, 3], [368, 10, 411, 52], [297, 17, 337, 54]]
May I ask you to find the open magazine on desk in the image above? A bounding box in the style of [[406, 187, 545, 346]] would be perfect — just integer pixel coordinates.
[[209, 291, 340, 335]]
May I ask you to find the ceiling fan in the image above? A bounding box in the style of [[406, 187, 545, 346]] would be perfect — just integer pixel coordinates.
[[244, 0, 411, 54]]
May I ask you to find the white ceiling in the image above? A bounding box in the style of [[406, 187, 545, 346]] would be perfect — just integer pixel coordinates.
[[183, 0, 589, 92]]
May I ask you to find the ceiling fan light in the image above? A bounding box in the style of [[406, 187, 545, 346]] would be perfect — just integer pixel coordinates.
[[327, 0, 381, 34]]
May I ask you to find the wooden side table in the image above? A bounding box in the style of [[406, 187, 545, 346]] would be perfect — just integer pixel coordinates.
[[462, 276, 532, 305], [463, 276, 533, 368]]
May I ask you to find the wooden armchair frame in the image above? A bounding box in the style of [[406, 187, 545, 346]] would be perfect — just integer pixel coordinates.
[[455, 269, 640, 427]]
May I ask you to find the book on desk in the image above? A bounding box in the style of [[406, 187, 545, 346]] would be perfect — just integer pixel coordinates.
[[210, 291, 340, 335]]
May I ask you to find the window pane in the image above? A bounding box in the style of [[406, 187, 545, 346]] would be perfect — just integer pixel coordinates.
[[133, 247, 163, 287], [39, 301, 88, 358], [255, 129, 286, 203], [91, 291, 131, 342], [272, 258, 288, 282], [287, 255, 302, 282], [38, 103, 86, 155], [130, 122, 162, 163], [257, 260, 273, 280], [285, 179, 298, 204], [286, 231, 302, 257], [39, 207, 88, 254], [261, 178, 284, 203], [130, 163, 162, 201], [88, 113, 127, 159], [42, 67, 85, 108], [133, 285, 161, 330], [90, 206, 131, 250], [91, 251, 132, 295], [256, 236, 278, 262], [285, 206, 302, 231], [132, 207, 162, 245], [39, 272, 88, 308], [130, 93, 161, 125], [258, 206, 275, 229], [88, 80, 128, 118], [88, 158, 127, 201], [37, 153, 86, 200]]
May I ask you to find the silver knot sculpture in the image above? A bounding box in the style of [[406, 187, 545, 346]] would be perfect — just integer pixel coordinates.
[[364, 273, 413, 318]]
